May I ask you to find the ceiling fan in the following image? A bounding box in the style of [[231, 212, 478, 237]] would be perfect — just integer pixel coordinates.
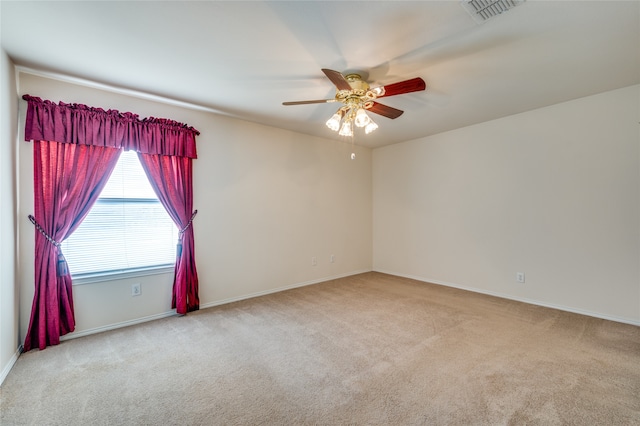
[[283, 69, 426, 136]]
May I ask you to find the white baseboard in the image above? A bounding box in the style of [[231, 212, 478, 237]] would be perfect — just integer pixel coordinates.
[[60, 311, 178, 341], [0, 345, 23, 387], [375, 269, 640, 327], [61, 269, 372, 341], [200, 269, 372, 310]]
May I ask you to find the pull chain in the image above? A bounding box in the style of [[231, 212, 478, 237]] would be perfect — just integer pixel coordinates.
[[350, 132, 356, 160]]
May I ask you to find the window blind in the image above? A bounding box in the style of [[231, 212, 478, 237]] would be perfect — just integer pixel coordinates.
[[61, 151, 178, 276]]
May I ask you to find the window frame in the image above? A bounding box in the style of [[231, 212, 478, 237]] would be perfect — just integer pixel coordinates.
[[71, 265, 175, 285]]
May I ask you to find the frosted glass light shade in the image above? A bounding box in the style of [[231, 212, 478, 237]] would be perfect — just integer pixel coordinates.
[[354, 109, 371, 128], [365, 120, 378, 134], [326, 113, 342, 131], [339, 120, 353, 136]]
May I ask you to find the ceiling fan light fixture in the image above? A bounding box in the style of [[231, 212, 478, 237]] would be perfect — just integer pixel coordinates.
[[365, 120, 379, 134], [371, 86, 385, 97], [325, 111, 343, 131], [284, 69, 426, 137], [354, 108, 371, 128], [338, 120, 353, 137]]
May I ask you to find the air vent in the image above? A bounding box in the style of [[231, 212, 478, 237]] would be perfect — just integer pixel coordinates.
[[461, 0, 526, 23]]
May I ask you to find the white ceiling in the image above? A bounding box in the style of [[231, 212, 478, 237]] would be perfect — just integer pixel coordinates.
[[2, 1, 639, 148]]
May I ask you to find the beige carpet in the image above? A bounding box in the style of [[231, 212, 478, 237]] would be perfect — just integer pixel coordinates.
[[1, 272, 639, 425]]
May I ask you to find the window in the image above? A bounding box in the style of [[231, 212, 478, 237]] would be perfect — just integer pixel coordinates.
[[61, 151, 178, 279]]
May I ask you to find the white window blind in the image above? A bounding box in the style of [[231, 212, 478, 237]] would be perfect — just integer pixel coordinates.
[[61, 151, 178, 277]]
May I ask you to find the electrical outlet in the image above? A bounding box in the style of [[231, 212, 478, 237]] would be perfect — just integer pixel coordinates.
[[330, 254, 335, 263], [311, 257, 317, 266], [516, 272, 525, 283], [132, 283, 141, 296]]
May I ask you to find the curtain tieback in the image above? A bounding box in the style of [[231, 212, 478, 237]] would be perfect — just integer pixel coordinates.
[[176, 210, 198, 257], [179, 210, 198, 236], [28, 214, 68, 276]]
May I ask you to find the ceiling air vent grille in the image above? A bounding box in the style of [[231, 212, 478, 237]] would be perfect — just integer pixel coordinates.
[[461, 0, 526, 23]]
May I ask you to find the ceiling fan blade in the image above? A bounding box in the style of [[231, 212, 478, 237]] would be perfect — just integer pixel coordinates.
[[378, 77, 426, 98], [282, 99, 335, 106], [321, 68, 352, 91], [367, 102, 404, 119]]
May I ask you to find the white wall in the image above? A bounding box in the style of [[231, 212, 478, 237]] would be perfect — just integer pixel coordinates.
[[1, 48, 19, 384], [17, 72, 372, 341], [11, 70, 638, 366], [373, 85, 640, 324]]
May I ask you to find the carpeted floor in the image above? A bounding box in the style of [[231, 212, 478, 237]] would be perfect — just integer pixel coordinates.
[[2, 272, 639, 425]]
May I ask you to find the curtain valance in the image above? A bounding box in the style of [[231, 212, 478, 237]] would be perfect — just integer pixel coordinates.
[[22, 95, 199, 158]]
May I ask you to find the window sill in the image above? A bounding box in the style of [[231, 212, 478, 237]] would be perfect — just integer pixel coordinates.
[[71, 265, 175, 285]]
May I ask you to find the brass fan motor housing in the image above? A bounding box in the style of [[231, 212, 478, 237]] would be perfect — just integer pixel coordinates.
[[345, 73, 370, 92], [335, 73, 377, 111]]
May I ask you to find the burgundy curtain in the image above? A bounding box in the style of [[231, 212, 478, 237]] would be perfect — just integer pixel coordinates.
[[24, 141, 122, 351], [22, 95, 200, 351], [138, 153, 199, 314]]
